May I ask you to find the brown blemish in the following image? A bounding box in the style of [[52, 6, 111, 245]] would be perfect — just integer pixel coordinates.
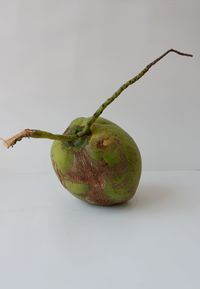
[[67, 146, 134, 205], [103, 138, 113, 146], [52, 144, 136, 206], [96, 137, 113, 149], [66, 149, 112, 205]]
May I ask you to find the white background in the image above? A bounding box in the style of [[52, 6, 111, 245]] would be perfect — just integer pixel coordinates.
[[0, 1, 200, 289], [0, 0, 199, 173]]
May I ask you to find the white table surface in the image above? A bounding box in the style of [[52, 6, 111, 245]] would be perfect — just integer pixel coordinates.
[[0, 170, 200, 289]]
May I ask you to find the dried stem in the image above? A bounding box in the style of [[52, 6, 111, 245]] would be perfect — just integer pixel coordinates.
[[78, 48, 193, 137], [2, 129, 76, 148]]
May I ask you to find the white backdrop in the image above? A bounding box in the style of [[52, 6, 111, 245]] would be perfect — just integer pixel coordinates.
[[0, 0, 199, 173], [0, 3, 200, 289]]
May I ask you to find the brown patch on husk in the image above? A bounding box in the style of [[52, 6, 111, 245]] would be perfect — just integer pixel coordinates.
[[96, 137, 113, 149], [66, 147, 134, 205], [52, 141, 136, 205], [67, 149, 113, 205]]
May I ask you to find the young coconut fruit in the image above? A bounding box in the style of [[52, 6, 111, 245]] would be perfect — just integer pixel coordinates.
[[2, 49, 193, 206]]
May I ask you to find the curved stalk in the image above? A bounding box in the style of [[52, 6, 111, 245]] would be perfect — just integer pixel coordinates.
[[2, 48, 193, 148], [77, 49, 193, 137]]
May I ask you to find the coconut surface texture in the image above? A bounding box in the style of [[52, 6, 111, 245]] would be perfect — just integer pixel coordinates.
[[51, 117, 142, 206]]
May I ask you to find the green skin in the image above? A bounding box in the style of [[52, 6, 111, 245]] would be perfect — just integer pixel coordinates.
[[51, 117, 141, 205], [3, 49, 192, 206]]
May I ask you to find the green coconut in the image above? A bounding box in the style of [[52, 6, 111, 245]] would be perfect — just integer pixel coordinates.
[[2, 49, 192, 206], [51, 117, 141, 205]]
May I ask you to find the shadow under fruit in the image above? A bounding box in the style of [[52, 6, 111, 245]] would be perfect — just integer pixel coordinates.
[[2, 49, 193, 206]]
